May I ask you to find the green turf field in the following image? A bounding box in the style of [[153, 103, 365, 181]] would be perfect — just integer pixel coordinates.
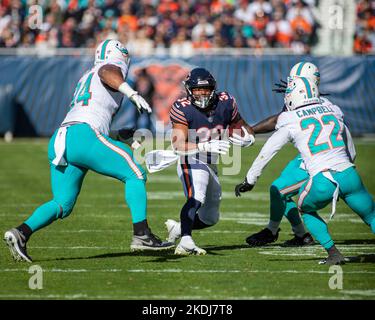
[[0, 138, 374, 300]]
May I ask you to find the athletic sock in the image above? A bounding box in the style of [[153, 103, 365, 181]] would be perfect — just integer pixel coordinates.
[[181, 198, 201, 236], [292, 223, 306, 238], [267, 220, 281, 236], [180, 235, 195, 247], [16, 223, 33, 241], [133, 220, 150, 236]]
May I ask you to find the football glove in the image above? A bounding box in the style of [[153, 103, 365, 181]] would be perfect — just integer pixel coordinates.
[[198, 139, 230, 155], [235, 178, 254, 197], [229, 126, 255, 148], [129, 93, 152, 114]]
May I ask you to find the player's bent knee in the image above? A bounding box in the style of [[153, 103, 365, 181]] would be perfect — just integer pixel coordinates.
[[125, 167, 147, 183], [270, 184, 285, 199], [54, 200, 75, 219], [198, 205, 220, 226]]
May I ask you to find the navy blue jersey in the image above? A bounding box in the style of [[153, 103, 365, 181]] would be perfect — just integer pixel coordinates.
[[169, 91, 239, 164], [170, 91, 238, 141]]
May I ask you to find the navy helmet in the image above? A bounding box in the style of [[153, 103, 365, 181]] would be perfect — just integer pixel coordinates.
[[183, 68, 217, 109]]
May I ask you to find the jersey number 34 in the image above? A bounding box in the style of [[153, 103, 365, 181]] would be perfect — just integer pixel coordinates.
[[70, 73, 94, 108]]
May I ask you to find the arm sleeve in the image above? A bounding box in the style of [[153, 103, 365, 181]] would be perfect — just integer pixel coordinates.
[[169, 103, 188, 126], [246, 127, 290, 185]]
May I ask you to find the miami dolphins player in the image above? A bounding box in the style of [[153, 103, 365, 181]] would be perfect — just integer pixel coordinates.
[[235, 77, 375, 265], [165, 67, 255, 255], [4, 39, 174, 262], [237, 62, 356, 247]]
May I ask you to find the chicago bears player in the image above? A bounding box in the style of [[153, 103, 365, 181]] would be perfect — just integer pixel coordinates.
[[236, 77, 375, 265], [237, 62, 356, 248], [166, 67, 255, 255], [4, 39, 173, 262]]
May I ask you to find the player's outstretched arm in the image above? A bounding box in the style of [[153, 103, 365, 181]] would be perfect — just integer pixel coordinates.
[[98, 64, 151, 113], [234, 127, 289, 196], [252, 113, 281, 134]]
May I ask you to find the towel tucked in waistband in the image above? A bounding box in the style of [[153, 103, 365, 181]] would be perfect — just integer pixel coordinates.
[[52, 126, 68, 167]]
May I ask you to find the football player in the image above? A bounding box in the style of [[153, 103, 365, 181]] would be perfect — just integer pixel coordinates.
[[165, 67, 255, 255], [238, 62, 356, 247], [4, 39, 174, 262], [235, 77, 375, 265]]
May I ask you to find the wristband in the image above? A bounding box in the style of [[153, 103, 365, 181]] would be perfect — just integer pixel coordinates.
[[118, 82, 137, 98]]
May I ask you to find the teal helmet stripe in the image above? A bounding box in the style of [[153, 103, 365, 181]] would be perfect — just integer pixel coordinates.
[[296, 62, 305, 76], [100, 40, 110, 60], [301, 77, 312, 98]]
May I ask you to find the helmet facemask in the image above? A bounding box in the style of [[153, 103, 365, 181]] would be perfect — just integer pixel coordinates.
[[186, 85, 216, 109]]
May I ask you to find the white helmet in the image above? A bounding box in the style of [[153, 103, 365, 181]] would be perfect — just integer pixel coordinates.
[[95, 39, 130, 66], [289, 62, 320, 86], [284, 76, 320, 111]]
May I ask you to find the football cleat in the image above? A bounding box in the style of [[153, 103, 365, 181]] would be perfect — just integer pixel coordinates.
[[282, 233, 315, 247], [246, 228, 280, 247], [130, 230, 175, 252], [174, 236, 207, 256], [4, 228, 32, 263], [165, 219, 181, 243]]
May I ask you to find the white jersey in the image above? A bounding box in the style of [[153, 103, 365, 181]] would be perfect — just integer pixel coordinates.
[[294, 97, 356, 169], [62, 58, 129, 135], [246, 102, 354, 184]]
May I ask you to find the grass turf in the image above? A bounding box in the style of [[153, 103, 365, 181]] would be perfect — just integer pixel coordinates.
[[0, 138, 374, 300]]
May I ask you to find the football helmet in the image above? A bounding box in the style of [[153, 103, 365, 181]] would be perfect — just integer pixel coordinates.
[[95, 39, 130, 67], [289, 62, 320, 86], [284, 77, 320, 111], [183, 68, 217, 109]]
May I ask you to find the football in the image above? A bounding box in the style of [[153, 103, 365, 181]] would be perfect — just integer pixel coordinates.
[[228, 120, 246, 137]]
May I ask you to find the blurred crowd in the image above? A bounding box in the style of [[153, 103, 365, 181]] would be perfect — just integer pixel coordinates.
[[0, 0, 373, 55], [354, 0, 375, 54], [0, 0, 320, 54]]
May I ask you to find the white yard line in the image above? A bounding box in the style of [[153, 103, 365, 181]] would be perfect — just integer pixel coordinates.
[[1, 268, 374, 274], [340, 290, 375, 296]]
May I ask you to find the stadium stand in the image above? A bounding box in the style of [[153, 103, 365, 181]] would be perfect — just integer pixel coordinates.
[[0, 0, 333, 54]]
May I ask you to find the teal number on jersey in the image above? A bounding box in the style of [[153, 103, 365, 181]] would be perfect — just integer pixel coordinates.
[[76, 73, 94, 106], [70, 82, 82, 109], [301, 117, 330, 154], [322, 114, 345, 149], [301, 115, 344, 154], [70, 73, 94, 108]]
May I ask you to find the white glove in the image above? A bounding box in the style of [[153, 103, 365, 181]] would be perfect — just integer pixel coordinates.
[[229, 126, 255, 147], [129, 93, 152, 114], [198, 139, 230, 155]]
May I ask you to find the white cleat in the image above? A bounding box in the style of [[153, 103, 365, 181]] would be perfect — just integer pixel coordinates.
[[4, 228, 32, 263], [174, 236, 207, 256], [165, 219, 181, 243]]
